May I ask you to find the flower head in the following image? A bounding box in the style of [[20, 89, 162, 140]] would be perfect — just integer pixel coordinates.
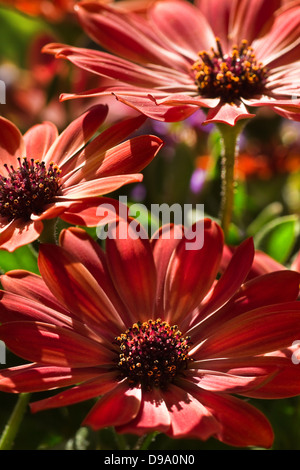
[[0, 106, 162, 251], [44, 0, 300, 125], [1, 218, 300, 448]]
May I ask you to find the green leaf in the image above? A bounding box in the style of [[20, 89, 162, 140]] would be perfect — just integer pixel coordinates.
[[247, 202, 283, 237], [254, 215, 300, 264], [0, 245, 39, 275]]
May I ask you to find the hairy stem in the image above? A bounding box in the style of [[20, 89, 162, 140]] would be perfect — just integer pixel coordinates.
[[0, 393, 31, 450]]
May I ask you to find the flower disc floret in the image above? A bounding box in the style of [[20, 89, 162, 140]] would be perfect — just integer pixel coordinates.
[[115, 319, 192, 391], [0, 158, 61, 221], [192, 38, 268, 103]]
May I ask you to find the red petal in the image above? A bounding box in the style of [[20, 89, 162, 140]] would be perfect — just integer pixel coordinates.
[[162, 384, 220, 440], [61, 173, 143, 198], [23, 121, 58, 161], [192, 237, 255, 324], [230, 0, 281, 46], [192, 386, 274, 448], [1, 270, 69, 314], [0, 363, 102, 393], [0, 116, 25, 170], [75, 3, 187, 68], [38, 244, 126, 334], [59, 226, 131, 325], [198, 271, 300, 340], [30, 371, 119, 412], [151, 224, 185, 317], [194, 303, 300, 359], [105, 218, 157, 323], [150, 0, 215, 59], [44, 104, 108, 168], [65, 134, 163, 186], [59, 196, 129, 227], [0, 219, 43, 252], [116, 388, 171, 435], [0, 321, 112, 366], [204, 101, 255, 126], [87, 135, 163, 179], [163, 219, 224, 325], [83, 381, 141, 430]]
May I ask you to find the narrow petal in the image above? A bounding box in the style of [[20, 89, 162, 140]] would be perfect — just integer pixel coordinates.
[[253, 4, 300, 67], [191, 238, 255, 324], [23, 122, 58, 161], [113, 92, 199, 122], [204, 101, 255, 126], [185, 383, 274, 448], [63, 114, 148, 181], [59, 226, 132, 325], [43, 104, 108, 167], [83, 381, 141, 430], [150, 0, 216, 59], [0, 321, 112, 366], [116, 388, 171, 435], [230, 0, 281, 46], [151, 224, 185, 317], [0, 363, 103, 393], [217, 270, 300, 321], [61, 173, 143, 198], [163, 219, 224, 325], [105, 218, 157, 323], [194, 304, 300, 359], [75, 3, 188, 68], [196, 0, 233, 51], [0, 219, 43, 252], [59, 196, 129, 228], [183, 369, 272, 394], [162, 384, 220, 440], [30, 371, 119, 412], [0, 116, 25, 170], [65, 135, 163, 186], [0, 290, 72, 327], [1, 270, 69, 314], [38, 244, 126, 334], [196, 271, 300, 340]]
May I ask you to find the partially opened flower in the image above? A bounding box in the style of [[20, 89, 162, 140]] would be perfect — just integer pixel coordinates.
[[1, 218, 300, 448], [0, 106, 162, 251], [44, 0, 300, 125]]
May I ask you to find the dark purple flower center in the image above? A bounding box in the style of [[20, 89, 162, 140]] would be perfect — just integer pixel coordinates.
[[192, 38, 268, 103], [115, 319, 192, 391], [0, 158, 61, 221]]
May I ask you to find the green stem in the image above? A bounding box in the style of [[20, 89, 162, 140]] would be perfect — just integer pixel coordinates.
[[137, 432, 158, 450], [0, 393, 31, 450], [217, 121, 246, 240], [38, 217, 58, 245], [111, 427, 129, 450]]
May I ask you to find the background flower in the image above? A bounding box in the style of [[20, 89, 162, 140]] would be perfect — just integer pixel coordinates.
[[0, 105, 163, 251], [44, 0, 300, 125]]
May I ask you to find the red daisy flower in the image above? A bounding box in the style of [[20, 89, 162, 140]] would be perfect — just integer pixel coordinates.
[[1, 218, 300, 448], [44, 0, 300, 125], [0, 105, 163, 251]]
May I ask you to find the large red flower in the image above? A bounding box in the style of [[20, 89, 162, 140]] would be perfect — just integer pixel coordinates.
[[1, 218, 300, 448], [0, 105, 162, 251], [44, 0, 300, 125]]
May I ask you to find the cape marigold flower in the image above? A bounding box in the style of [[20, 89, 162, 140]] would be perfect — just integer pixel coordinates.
[[0, 106, 162, 251], [1, 218, 300, 448], [44, 0, 300, 125]]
